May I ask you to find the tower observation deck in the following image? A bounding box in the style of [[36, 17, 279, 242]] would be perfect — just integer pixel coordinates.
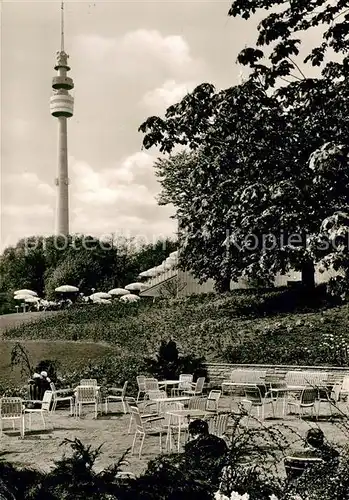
[[50, 2, 74, 236]]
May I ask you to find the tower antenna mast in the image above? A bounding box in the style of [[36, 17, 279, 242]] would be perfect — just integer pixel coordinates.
[[60, 1, 64, 52]]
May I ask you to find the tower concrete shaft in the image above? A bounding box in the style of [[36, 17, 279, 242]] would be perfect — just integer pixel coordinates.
[[57, 117, 69, 235], [50, 2, 74, 237]]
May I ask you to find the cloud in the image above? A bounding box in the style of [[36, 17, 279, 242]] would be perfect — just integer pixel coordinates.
[[69, 151, 176, 239], [142, 79, 198, 112], [1, 151, 176, 251], [73, 29, 204, 81], [2, 204, 53, 217], [70, 151, 157, 207], [2, 172, 55, 198]]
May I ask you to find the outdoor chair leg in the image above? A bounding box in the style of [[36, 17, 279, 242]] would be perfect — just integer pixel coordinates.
[[159, 432, 162, 454], [122, 399, 127, 414], [139, 433, 146, 458], [21, 416, 25, 438], [105, 399, 109, 415], [128, 415, 133, 434], [131, 430, 138, 455], [165, 426, 171, 451], [41, 412, 46, 429]]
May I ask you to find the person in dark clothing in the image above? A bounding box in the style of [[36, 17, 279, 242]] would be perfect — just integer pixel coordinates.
[[184, 419, 228, 461], [305, 428, 340, 464]]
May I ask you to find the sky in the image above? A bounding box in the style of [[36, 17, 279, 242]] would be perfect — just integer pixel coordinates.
[[1, 0, 322, 252]]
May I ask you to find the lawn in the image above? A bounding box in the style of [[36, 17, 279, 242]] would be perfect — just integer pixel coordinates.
[[0, 339, 119, 386], [3, 288, 349, 369]]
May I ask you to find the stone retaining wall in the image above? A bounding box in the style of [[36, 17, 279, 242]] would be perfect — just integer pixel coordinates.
[[205, 362, 349, 387]]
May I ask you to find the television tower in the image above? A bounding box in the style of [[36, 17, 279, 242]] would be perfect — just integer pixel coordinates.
[[50, 1, 74, 236]]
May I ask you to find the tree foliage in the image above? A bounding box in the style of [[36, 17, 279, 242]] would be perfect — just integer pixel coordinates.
[[229, 0, 349, 87], [0, 236, 176, 310], [138, 4, 349, 291]]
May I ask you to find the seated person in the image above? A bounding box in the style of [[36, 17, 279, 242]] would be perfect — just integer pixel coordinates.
[[304, 428, 339, 464], [285, 428, 339, 480], [184, 419, 228, 460]]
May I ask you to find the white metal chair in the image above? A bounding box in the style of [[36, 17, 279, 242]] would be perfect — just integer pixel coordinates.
[[0, 397, 25, 438], [74, 386, 100, 418], [206, 412, 230, 439], [136, 375, 146, 402], [80, 379, 98, 386], [188, 396, 207, 410], [161, 401, 187, 452], [126, 397, 159, 435], [24, 390, 53, 431], [105, 381, 128, 414], [143, 390, 168, 414], [129, 405, 164, 458], [50, 382, 74, 415], [287, 388, 318, 419], [206, 390, 221, 411], [242, 385, 275, 425], [183, 377, 205, 396], [171, 374, 193, 396]]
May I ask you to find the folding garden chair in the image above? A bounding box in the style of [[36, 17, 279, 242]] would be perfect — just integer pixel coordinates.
[[0, 397, 25, 438], [80, 379, 98, 387], [105, 381, 128, 414], [206, 390, 221, 412], [171, 374, 193, 396], [50, 382, 74, 415], [136, 376, 146, 402], [183, 377, 205, 397], [24, 390, 53, 431], [287, 388, 318, 419], [129, 405, 164, 458], [242, 385, 275, 426], [74, 385, 100, 419]]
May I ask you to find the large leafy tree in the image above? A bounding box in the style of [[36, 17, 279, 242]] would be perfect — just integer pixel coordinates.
[[139, 5, 349, 291], [229, 0, 349, 87]]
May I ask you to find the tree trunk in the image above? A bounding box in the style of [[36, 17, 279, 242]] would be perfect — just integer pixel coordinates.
[[215, 275, 231, 293], [301, 260, 315, 289]]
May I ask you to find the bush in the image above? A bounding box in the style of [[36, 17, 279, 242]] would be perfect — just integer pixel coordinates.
[[60, 354, 148, 396], [144, 340, 208, 382]]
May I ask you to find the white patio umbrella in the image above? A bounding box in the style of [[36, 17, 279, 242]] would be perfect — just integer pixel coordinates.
[[139, 268, 160, 278], [55, 285, 79, 293], [14, 289, 37, 297], [155, 264, 166, 273], [14, 294, 34, 301], [165, 256, 178, 266], [108, 288, 130, 296], [119, 294, 140, 303], [90, 292, 112, 300], [162, 261, 173, 271], [125, 282, 149, 292], [138, 270, 154, 278], [93, 298, 111, 304], [24, 296, 39, 304]]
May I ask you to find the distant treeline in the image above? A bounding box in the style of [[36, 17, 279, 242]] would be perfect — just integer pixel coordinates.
[[0, 235, 177, 314]]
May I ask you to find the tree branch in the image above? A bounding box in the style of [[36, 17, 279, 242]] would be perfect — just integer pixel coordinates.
[[287, 56, 307, 79]]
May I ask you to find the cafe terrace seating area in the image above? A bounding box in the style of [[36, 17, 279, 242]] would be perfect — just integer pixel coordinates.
[[1, 369, 349, 461]]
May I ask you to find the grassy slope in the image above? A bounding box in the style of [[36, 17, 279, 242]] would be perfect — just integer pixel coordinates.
[[3, 289, 349, 370], [0, 340, 118, 385]]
